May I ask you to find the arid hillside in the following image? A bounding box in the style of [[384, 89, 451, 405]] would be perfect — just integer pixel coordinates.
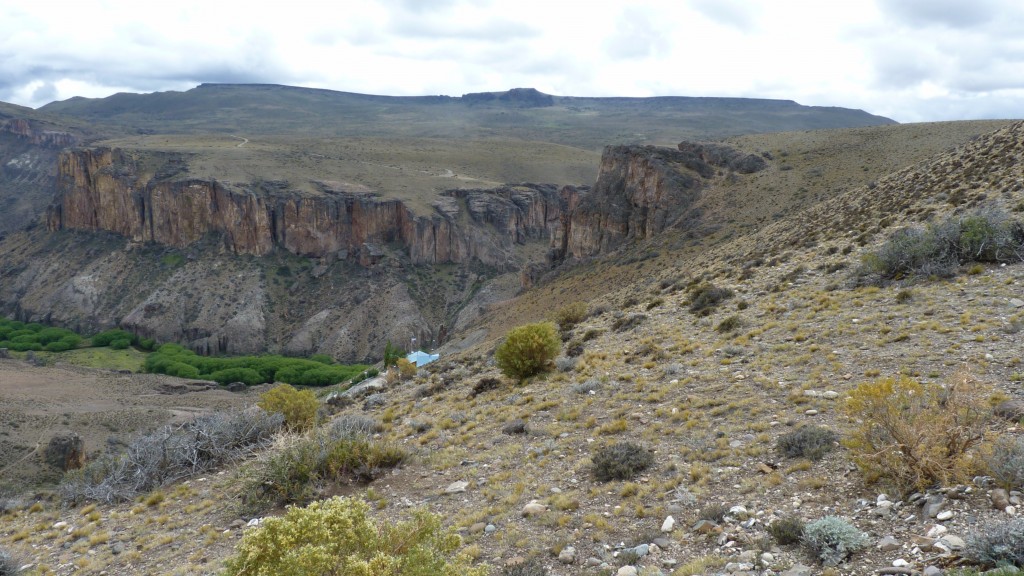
[[2, 120, 1023, 576]]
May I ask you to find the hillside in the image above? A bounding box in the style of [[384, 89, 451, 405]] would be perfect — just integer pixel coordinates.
[[2, 120, 1024, 576], [39, 84, 896, 148]]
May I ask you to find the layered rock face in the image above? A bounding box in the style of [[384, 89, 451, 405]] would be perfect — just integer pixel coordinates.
[[0, 116, 79, 234], [46, 148, 573, 271]]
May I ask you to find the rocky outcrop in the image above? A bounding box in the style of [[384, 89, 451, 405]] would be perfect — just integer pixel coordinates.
[[0, 116, 80, 235], [46, 148, 573, 271]]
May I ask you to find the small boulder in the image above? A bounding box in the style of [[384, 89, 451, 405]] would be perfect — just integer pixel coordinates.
[[558, 546, 576, 564], [522, 500, 547, 517], [45, 432, 86, 471]]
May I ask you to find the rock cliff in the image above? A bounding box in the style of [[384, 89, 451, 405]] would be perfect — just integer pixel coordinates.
[[46, 148, 572, 271], [0, 113, 80, 234]]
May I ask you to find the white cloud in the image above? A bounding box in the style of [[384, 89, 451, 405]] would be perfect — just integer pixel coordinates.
[[0, 0, 1021, 123]]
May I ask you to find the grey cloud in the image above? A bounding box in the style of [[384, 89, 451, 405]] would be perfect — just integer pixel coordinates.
[[388, 11, 538, 42], [876, 0, 999, 28]]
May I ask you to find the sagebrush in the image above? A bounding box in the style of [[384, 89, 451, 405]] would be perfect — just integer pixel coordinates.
[[223, 496, 487, 576], [802, 516, 869, 566], [776, 425, 839, 461], [591, 442, 653, 481], [964, 517, 1024, 569], [842, 374, 992, 493]]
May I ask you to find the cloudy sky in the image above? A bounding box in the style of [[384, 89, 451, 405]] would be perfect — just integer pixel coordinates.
[[2, 0, 1022, 123]]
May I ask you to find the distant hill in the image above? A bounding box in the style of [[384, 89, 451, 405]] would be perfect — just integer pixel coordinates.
[[37, 84, 896, 148]]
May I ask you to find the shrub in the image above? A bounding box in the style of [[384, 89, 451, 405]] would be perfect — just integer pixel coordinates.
[[856, 207, 1024, 284], [591, 442, 654, 482], [963, 517, 1024, 569], [843, 374, 992, 493], [494, 322, 561, 380], [802, 516, 869, 566], [60, 408, 282, 504], [986, 435, 1024, 491], [776, 425, 839, 461], [470, 377, 501, 398], [223, 496, 486, 576], [328, 415, 383, 439], [768, 516, 805, 545], [0, 546, 22, 576], [698, 503, 729, 523], [395, 358, 418, 380], [553, 302, 588, 330], [91, 329, 136, 347], [716, 315, 742, 333], [688, 283, 734, 316], [610, 313, 647, 332], [259, 384, 320, 432]]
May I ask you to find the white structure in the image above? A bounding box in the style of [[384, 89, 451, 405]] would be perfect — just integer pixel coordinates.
[[406, 350, 439, 367]]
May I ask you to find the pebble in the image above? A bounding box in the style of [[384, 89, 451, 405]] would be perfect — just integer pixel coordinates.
[[804, 409, 818, 416], [617, 567, 638, 576], [558, 546, 576, 564], [661, 516, 675, 533], [484, 524, 496, 534], [692, 519, 720, 534], [653, 537, 671, 549], [878, 535, 901, 552], [936, 510, 953, 521], [633, 544, 649, 557], [893, 559, 910, 567], [923, 567, 943, 576], [939, 535, 965, 550], [110, 542, 125, 555], [822, 390, 839, 399], [922, 494, 945, 518], [926, 524, 948, 538], [992, 488, 1010, 509], [521, 500, 547, 516], [444, 481, 469, 494]]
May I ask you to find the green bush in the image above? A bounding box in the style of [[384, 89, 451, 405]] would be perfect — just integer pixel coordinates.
[[494, 322, 561, 380], [210, 367, 264, 386], [91, 329, 136, 347], [258, 384, 320, 432], [802, 516, 869, 566], [964, 517, 1024, 569], [591, 442, 654, 482], [776, 425, 839, 461], [223, 496, 486, 576]]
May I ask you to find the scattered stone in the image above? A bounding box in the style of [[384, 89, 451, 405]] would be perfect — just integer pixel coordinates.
[[922, 494, 945, 518], [692, 519, 720, 534], [110, 542, 125, 555], [878, 535, 901, 552], [804, 409, 818, 416], [1010, 298, 1024, 308], [558, 546, 576, 564], [992, 488, 1011, 510], [52, 521, 68, 529], [760, 552, 775, 564], [617, 566, 638, 576], [892, 559, 910, 567], [728, 505, 749, 520], [737, 550, 757, 563], [878, 568, 913, 575], [661, 515, 675, 533], [484, 524, 496, 534], [994, 399, 1024, 421], [247, 518, 260, 527], [653, 537, 671, 549], [822, 390, 840, 400], [725, 562, 754, 572], [923, 566, 943, 576], [925, 524, 947, 538], [228, 519, 246, 529], [633, 544, 649, 557], [781, 564, 814, 576], [586, 557, 603, 567], [936, 510, 953, 521], [522, 500, 547, 517], [469, 522, 486, 535], [362, 392, 387, 410], [444, 481, 469, 494], [939, 535, 965, 550]]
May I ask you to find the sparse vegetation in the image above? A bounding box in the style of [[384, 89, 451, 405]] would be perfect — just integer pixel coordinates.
[[776, 425, 839, 461], [688, 283, 734, 316], [856, 207, 1024, 284], [985, 435, 1024, 491], [963, 517, 1024, 569], [801, 516, 869, 566], [553, 302, 588, 330], [223, 496, 486, 576], [60, 408, 283, 504], [494, 322, 561, 380], [767, 516, 806, 545], [842, 373, 992, 492], [591, 442, 654, 482]]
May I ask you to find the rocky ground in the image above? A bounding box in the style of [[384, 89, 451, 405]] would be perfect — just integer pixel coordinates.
[[2, 121, 1024, 575]]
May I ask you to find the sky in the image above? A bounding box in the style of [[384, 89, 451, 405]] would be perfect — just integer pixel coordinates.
[[2, 0, 1022, 123]]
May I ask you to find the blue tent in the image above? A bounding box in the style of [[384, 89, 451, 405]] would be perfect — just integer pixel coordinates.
[[406, 350, 439, 367]]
